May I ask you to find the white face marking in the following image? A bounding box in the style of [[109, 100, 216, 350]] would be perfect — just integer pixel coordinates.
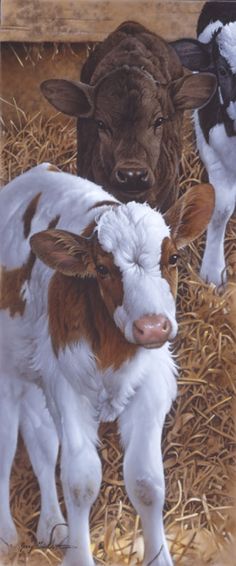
[[96, 202, 178, 343], [113, 272, 178, 343], [217, 23, 236, 74], [218, 86, 224, 105], [226, 100, 236, 129], [198, 20, 223, 43]]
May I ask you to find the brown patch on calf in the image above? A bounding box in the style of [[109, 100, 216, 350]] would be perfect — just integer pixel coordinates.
[[0, 252, 36, 317], [22, 193, 41, 238], [81, 221, 96, 239], [30, 225, 137, 369], [88, 200, 120, 211], [1, 214, 60, 318], [160, 236, 179, 298], [48, 267, 138, 371], [48, 215, 60, 229], [92, 239, 124, 317]]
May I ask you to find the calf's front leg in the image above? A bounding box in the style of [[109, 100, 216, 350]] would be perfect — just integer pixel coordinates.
[[200, 181, 235, 287], [20, 385, 67, 546], [119, 376, 173, 566], [0, 381, 20, 553], [54, 378, 101, 566]]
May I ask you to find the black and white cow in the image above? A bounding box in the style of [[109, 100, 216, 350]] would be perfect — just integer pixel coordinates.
[[172, 0, 236, 286]]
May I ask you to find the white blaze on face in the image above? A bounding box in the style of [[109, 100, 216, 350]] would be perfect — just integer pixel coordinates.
[[217, 23, 236, 126], [96, 202, 178, 343], [218, 86, 224, 105], [198, 20, 223, 44], [227, 101, 236, 130], [199, 21, 236, 127], [217, 22, 236, 74]]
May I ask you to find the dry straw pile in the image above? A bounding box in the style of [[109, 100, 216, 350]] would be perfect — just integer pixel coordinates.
[[1, 99, 236, 565]]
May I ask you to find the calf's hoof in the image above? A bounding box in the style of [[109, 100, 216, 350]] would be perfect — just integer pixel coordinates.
[[0, 525, 19, 555], [37, 518, 68, 547]]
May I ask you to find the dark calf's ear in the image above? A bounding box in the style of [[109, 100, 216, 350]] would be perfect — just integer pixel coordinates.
[[40, 79, 95, 117], [170, 38, 212, 71], [164, 183, 215, 249], [30, 229, 95, 277], [171, 72, 216, 110]]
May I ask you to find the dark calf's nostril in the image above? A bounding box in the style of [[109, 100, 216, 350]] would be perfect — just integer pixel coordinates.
[[140, 170, 149, 182], [114, 168, 151, 188], [115, 170, 127, 184]]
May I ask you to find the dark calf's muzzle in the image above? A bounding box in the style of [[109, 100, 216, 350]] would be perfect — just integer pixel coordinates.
[[112, 166, 153, 193]]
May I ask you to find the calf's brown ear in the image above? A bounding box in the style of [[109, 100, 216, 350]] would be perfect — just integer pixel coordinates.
[[40, 80, 94, 117], [30, 229, 95, 277], [171, 72, 216, 110], [164, 183, 215, 249]]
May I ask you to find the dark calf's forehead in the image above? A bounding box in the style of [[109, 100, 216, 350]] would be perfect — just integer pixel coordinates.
[[90, 34, 178, 85], [95, 71, 163, 122]]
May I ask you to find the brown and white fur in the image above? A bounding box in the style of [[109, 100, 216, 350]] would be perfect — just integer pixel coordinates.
[[0, 163, 214, 566]]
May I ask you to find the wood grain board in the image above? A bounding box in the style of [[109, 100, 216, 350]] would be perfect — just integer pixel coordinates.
[[1, 0, 204, 42]]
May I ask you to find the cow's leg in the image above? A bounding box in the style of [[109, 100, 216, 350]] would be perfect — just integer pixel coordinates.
[[20, 384, 67, 546], [55, 378, 101, 566], [0, 380, 20, 553], [200, 179, 235, 286], [194, 115, 236, 287], [119, 376, 173, 566]]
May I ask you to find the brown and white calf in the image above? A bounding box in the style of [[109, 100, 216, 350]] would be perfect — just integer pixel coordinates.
[[0, 163, 214, 566]]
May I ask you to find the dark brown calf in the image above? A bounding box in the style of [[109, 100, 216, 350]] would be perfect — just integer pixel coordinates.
[[41, 21, 216, 211]]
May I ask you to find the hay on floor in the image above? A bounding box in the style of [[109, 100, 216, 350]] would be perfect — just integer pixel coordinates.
[[1, 106, 236, 566]]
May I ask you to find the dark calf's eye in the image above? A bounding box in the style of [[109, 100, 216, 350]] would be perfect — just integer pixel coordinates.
[[218, 66, 228, 78], [154, 116, 165, 129], [96, 120, 106, 131], [96, 264, 109, 276], [169, 254, 179, 266]]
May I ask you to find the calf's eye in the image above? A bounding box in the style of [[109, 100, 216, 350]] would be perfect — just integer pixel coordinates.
[[218, 66, 228, 78], [96, 120, 106, 131], [154, 116, 165, 128], [169, 254, 179, 266], [96, 264, 110, 276]]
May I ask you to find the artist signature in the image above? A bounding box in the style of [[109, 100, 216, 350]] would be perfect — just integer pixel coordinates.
[[0, 523, 76, 552]]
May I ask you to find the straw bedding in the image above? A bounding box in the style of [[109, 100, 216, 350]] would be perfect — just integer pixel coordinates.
[[1, 102, 236, 566]]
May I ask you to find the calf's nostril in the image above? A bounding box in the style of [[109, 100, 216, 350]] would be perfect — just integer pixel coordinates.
[[162, 319, 169, 332], [158, 316, 172, 335], [115, 170, 127, 183], [140, 170, 149, 182], [133, 321, 144, 335], [115, 168, 151, 188]]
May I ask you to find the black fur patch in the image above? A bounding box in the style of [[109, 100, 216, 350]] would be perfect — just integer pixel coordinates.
[[197, 1, 236, 37]]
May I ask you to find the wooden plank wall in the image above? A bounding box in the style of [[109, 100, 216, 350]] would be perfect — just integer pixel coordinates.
[[1, 1, 204, 120], [1, 0, 204, 42]]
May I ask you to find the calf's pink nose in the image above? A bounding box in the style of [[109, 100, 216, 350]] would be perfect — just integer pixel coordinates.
[[133, 314, 172, 347]]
